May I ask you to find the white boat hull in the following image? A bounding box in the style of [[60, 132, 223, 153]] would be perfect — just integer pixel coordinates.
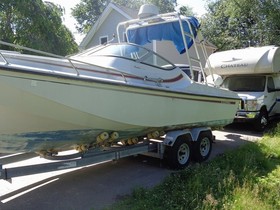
[[0, 68, 238, 153]]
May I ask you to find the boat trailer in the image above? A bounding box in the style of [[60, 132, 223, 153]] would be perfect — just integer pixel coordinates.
[[0, 127, 214, 181]]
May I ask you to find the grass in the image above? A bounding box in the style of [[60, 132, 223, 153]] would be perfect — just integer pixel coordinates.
[[107, 124, 280, 210]]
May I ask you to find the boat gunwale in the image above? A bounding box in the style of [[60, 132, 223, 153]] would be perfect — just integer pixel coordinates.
[[0, 64, 240, 105], [1, 51, 184, 83]]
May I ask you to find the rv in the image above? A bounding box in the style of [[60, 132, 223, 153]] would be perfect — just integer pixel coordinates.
[[206, 46, 280, 131]]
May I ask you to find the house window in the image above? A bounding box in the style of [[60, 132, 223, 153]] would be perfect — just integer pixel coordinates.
[[100, 36, 108, 44]]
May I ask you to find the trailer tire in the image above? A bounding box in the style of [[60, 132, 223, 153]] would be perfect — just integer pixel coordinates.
[[193, 132, 212, 162], [164, 136, 191, 169], [254, 109, 268, 132]]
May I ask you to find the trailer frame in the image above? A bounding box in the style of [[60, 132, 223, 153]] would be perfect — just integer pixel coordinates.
[[0, 127, 214, 181]]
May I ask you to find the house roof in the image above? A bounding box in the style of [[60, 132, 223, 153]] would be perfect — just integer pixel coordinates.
[[79, 2, 138, 49], [115, 4, 138, 19]]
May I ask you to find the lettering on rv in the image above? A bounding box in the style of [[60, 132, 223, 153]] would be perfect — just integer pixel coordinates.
[[221, 63, 249, 68]]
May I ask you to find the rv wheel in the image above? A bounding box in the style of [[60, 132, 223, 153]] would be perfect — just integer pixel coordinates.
[[192, 132, 212, 162], [164, 136, 191, 169], [254, 110, 268, 132]]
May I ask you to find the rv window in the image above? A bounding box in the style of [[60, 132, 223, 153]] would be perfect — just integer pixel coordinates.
[[267, 77, 275, 92], [222, 76, 266, 92]]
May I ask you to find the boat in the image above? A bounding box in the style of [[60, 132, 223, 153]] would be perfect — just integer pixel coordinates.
[[0, 5, 239, 154]]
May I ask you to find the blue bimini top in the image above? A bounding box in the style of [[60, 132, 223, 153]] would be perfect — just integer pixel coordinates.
[[126, 16, 200, 54]]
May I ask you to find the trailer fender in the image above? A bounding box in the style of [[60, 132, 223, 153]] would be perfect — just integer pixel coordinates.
[[190, 127, 212, 142], [163, 127, 211, 147]]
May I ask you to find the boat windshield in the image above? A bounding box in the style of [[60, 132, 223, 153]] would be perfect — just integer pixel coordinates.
[[85, 43, 175, 70], [222, 76, 266, 92]]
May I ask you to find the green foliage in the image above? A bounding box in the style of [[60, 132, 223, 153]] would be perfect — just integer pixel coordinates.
[[0, 0, 78, 55], [108, 126, 280, 210], [201, 0, 280, 50], [71, 0, 178, 34], [72, 0, 109, 34], [112, 0, 177, 13], [179, 5, 195, 17]]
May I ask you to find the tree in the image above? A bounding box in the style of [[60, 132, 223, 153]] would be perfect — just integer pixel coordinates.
[[71, 0, 109, 34], [113, 0, 176, 12], [179, 5, 195, 17], [0, 0, 78, 55], [201, 0, 280, 51], [72, 0, 178, 34]]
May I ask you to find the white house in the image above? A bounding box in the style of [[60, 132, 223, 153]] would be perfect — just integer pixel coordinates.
[[79, 3, 216, 67]]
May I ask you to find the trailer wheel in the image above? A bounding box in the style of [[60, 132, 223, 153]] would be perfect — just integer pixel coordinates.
[[193, 132, 212, 162], [164, 136, 191, 169], [254, 109, 268, 132]]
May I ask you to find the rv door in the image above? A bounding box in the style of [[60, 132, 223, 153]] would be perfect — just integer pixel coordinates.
[[267, 76, 280, 115]]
